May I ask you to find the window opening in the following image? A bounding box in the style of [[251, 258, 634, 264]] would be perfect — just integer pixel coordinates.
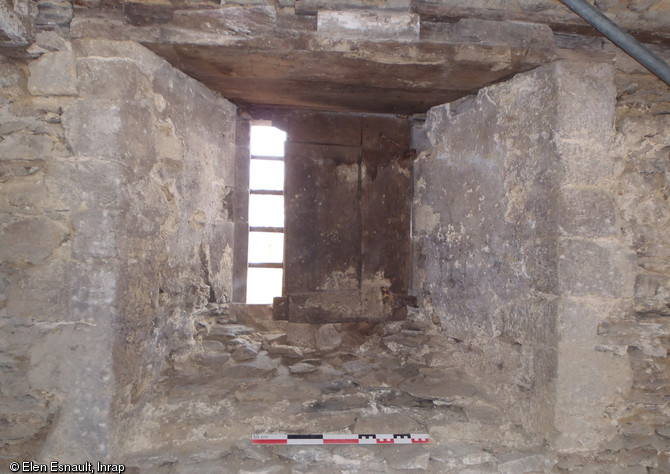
[[246, 124, 287, 304]]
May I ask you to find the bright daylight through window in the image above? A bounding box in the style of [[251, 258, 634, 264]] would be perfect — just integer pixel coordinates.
[[247, 125, 286, 304]]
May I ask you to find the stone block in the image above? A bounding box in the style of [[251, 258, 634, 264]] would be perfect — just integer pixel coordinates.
[[44, 158, 125, 211], [63, 100, 156, 171], [3, 173, 47, 213], [288, 362, 318, 374], [0, 215, 68, 265], [0, 131, 54, 161], [72, 209, 119, 259], [222, 351, 277, 378], [558, 238, 635, 298], [29, 323, 113, 460], [498, 454, 556, 473], [553, 62, 617, 186], [173, 6, 277, 37], [0, 0, 33, 47], [555, 298, 633, 451], [634, 272, 670, 317], [7, 260, 70, 321], [315, 324, 342, 351], [35, 0, 73, 31], [555, 62, 616, 146], [71, 262, 118, 319], [63, 100, 121, 155], [77, 57, 150, 100], [558, 187, 618, 238], [286, 322, 317, 348], [383, 446, 430, 470], [33, 30, 70, 52], [27, 51, 77, 96], [72, 39, 165, 77], [317, 10, 419, 41], [230, 338, 260, 361], [452, 18, 554, 49], [296, 0, 410, 15]]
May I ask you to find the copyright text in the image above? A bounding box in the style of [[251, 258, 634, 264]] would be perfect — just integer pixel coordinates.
[[9, 461, 125, 473]]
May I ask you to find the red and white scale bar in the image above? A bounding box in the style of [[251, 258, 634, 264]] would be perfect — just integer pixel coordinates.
[[252, 434, 429, 445]]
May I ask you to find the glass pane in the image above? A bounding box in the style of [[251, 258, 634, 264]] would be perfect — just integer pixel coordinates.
[[247, 268, 283, 304], [250, 159, 284, 191], [248, 232, 284, 264], [250, 125, 286, 157], [249, 194, 284, 228]]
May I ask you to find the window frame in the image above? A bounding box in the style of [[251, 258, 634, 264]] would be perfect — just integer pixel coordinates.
[[245, 124, 286, 304]]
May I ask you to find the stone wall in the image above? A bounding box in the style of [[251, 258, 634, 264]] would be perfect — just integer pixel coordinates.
[[412, 60, 639, 452], [579, 49, 670, 473], [412, 63, 561, 443], [0, 38, 236, 462]]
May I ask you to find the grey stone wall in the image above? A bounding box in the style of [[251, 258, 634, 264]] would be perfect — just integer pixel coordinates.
[[413, 63, 563, 443], [412, 61, 638, 452], [0, 38, 236, 462], [581, 50, 670, 472]]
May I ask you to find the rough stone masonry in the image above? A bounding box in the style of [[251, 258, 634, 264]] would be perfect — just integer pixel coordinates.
[[1, 0, 669, 472]]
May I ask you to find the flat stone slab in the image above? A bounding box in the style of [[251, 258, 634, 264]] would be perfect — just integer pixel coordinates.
[[317, 10, 420, 42]]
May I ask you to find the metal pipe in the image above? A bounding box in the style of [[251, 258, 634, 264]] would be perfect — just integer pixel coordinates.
[[558, 0, 670, 87]]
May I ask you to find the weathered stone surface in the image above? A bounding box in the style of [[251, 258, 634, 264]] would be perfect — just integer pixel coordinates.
[[173, 6, 277, 37], [0, 130, 55, 161], [71, 210, 119, 259], [145, 32, 552, 114], [558, 238, 635, 298], [231, 338, 261, 361], [0, 215, 68, 265], [317, 10, 419, 42], [296, 0, 410, 14], [27, 51, 77, 96], [63, 100, 156, 171], [0, 0, 34, 47], [1, 38, 238, 462], [634, 272, 670, 317], [3, 3, 669, 472], [35, 0, 73, 31], [498, 453, 556, 473], [33, 30, 70, 52], [288, 362, 318, 374], [315, 324, 342, 351], [265, 343, 303, 358], [558, 187, 619, 238], [554, 62, 617, 186], [285, 323, 316, 348], [383, 446, 430, 470], [76, 57, 150, 100], [43, 158, 125, 211], [412, 61, 650, 454], [224, 352, 278, 377], [555, 299, 633, 450], [412, 63, 563, 438]]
